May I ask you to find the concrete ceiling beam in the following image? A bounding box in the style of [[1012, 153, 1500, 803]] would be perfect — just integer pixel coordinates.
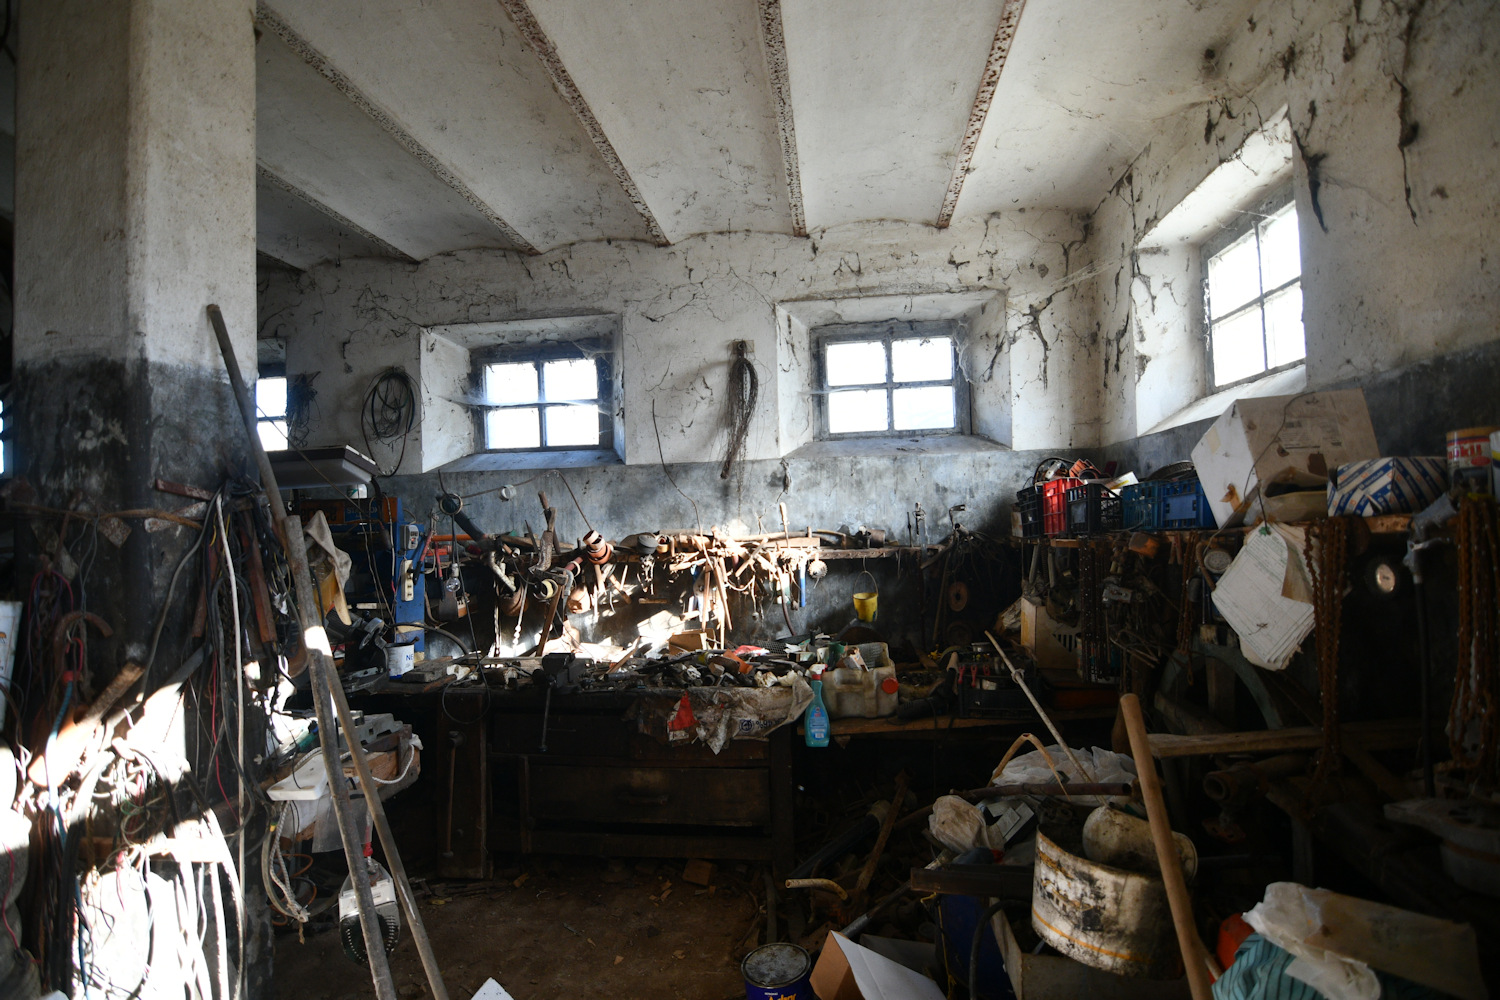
[[494, 0, 670, 247], [255, 2, 537, 255], [257, 166, 417, 266], [757, 0, 807, 238], [937, 0, 1028, 228]]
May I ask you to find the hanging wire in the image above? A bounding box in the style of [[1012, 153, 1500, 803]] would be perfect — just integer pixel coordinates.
[[720, 342, 759, 480], [361, 367, 418, 476]]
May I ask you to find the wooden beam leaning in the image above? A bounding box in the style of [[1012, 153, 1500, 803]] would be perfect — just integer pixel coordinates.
[[208, 305, 449, 1000], [756, 0, 807, 237], [495, 0, 670, 246], [936, 0, 1029, 228], [1147, 719, 1422, 759], [255, 2, 537, 255]]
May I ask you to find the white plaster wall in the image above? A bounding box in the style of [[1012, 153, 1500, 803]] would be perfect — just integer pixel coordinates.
[[266, 213, 1100, 473], [16, 0, 259, 372], [1090, 0, 1500, 445]]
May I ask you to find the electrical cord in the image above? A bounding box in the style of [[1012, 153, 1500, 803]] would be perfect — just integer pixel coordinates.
[[361, 367, 418, 476]]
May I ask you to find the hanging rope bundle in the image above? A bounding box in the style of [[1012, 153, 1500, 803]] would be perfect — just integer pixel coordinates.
[[362, 367, 418, 476], [1451, 495, 1500, 788], [719, 341, 759, 480], [1304, 517, 1348, 780]]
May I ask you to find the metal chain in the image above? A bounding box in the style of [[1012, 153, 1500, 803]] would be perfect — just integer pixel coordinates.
[[1304, 517, 1348, 779], [1450, 496, 1500, 788], [1177, 535, 1199, 654]]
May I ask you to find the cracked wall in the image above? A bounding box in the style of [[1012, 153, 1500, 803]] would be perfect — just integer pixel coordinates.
[[1089, 0, 1500, 448], [261, 212, 1102, 480]]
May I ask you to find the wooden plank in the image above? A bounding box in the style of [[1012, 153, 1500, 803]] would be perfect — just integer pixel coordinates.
[[1147, 719, 1420, 758], [800, 706, 1116, 738], [908, 864, 1033, 899]]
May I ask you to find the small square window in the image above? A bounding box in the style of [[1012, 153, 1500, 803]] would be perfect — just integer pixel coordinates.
[[257, 375, 289, 451], [476, 349, 609, 452], [818, 327, 965, 438], [1204, 200, 1305, 388]]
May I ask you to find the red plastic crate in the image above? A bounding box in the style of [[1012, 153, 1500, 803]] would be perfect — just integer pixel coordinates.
[[1042, 477, 1082, 536]]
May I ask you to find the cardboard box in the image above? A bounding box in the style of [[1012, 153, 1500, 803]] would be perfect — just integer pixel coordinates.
[[810, 932, 945, 1000], [1020, 598, 1079, 674], [1190, 389, 1379, 528], [1327, 457, 1447, 516]]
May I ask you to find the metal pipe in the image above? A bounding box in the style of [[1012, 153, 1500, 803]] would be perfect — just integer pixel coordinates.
[[985, 631, 1093, 780]]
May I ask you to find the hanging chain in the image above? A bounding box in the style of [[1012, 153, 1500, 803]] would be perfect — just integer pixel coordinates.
[[1177, 535, 1200, 654], [1304, 517, 1349, 780], [1450, 496, 1500, 789]]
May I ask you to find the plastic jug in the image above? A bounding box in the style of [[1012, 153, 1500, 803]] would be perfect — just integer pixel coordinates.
[[805, 679, 830, 747]]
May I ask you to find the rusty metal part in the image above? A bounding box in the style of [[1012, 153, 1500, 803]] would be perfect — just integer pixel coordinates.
[[495, 0, 668, 246], [756, 0, 806, 237], [784, 878, 848, 901], [1203, 755, 1307, 806], [254, 5, 535, 254], [937, 0, 1029, 228], [853, 773, 908, 904]]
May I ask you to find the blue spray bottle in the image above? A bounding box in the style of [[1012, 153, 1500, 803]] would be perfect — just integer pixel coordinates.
[[805, 671, 830, 747]]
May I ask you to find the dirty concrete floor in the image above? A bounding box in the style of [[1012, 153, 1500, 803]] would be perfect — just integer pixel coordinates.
[[272, 856, 761, 1000]]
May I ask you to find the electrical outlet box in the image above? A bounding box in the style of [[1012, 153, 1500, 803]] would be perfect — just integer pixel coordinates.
[[402, 523, 421, 552], [400, 559, 414, 602]]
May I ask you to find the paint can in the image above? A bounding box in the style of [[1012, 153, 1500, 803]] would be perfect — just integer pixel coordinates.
[[741, 942, 812, 1000], [1447, 426, 1497, 494], [386, 640, 416, 678]]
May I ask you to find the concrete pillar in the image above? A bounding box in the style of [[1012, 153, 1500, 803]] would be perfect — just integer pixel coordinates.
[[14, 0, 258, 664], [11, 1, 266, 995]]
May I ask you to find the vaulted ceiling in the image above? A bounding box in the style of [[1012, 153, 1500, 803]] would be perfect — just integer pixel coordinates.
[[255, 0, 1261, 270]]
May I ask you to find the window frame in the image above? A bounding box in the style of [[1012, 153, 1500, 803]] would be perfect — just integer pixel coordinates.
[[256, 364, 289, 452], [470, 340, 613, 454], [814, 326, 970, 440], [1201, 188, 1304, 391]]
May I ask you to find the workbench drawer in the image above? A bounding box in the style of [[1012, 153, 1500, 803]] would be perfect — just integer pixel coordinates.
[[526, 764, 770, 827]]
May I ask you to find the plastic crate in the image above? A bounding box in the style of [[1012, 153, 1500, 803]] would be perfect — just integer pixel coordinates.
[[1158, 477, 1216, 529], [1121, 482, 1158, 530], [1016, 485, 1044, 540], [1064, 483, 1123, 537], [1042, 478, 1082, 537]]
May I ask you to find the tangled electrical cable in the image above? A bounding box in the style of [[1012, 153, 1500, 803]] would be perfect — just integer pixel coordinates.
[[361, 367, 418, 476]]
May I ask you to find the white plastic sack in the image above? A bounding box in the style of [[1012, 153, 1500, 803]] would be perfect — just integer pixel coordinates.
[[992, 744, 1137, 806], [928, 795, 1008, 854], [1244, 882, 1486, 1000]]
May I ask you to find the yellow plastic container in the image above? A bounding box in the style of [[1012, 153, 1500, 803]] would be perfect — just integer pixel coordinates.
[[852, 569, 878, 622]]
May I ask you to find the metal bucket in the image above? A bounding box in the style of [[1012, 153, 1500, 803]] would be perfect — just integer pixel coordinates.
[[1031, 830, 1185, 979], [741, 942, 812, 1000]]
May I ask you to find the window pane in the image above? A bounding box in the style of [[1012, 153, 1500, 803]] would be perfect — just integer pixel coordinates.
[[1264, 282, 1306, 369], [891, 337, 953, 383], [1259, 204, 1301, 290], [487, 406, 540, 449], [893, 386, 954, 430], [1210, 308, 1266, 386], [257, 376, 287, 419], [825, 341, 887, 386], [1207, 232, 1261, 318], [258, 419, 288, 452], [542, 358, 598, 401], [544, 404, 600, 447], [484, 362, 537, 405], [827, 388, 888, 433]]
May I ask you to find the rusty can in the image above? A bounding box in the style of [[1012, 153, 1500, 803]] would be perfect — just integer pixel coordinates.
[[1447, 426, 1497, 495]]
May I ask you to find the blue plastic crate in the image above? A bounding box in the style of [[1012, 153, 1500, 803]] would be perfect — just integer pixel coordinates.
[[1158, 478, 1216, 529], [1121, 483, 1159, 530]]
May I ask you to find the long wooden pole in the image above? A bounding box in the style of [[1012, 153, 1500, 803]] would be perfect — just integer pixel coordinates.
[[209, 305, 449, 1000], [985, 631, 1094, 780], [1119, 694, 1214, 1000]]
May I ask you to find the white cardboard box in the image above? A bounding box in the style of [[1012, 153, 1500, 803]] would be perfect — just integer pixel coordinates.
[[1190, 389, 1379, 528]]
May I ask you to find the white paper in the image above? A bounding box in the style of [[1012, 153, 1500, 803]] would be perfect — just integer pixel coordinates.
[[828, 932, 946, 1000], [471, 979, 517, 1000], [1210, 525, 1315, 670]]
